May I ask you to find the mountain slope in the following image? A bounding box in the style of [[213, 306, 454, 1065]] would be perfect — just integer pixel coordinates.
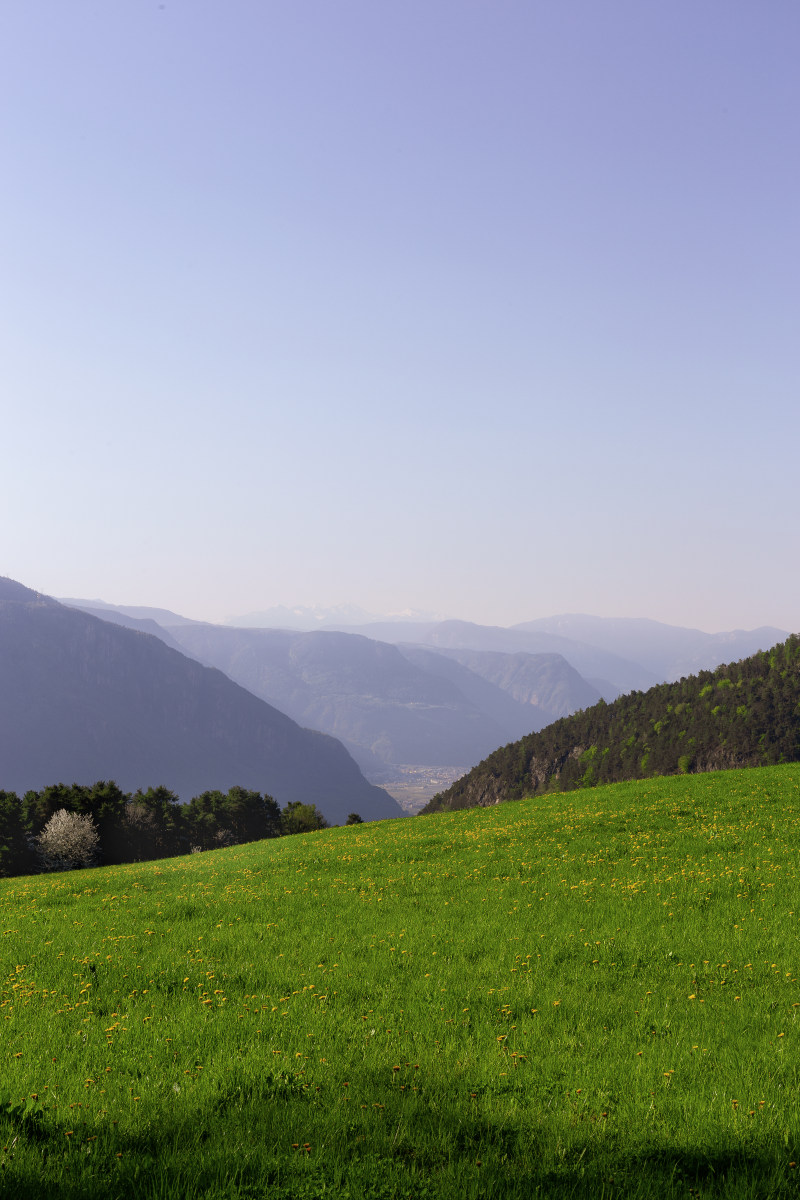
[[65, 605, 188, 652], [394, 646, 562, 739], [0, 578, 400, 822], [62, 605, 607, 776], [416, 647, 601, 718], [154, 624, 536, 770], [59, 599, 202, 627], [423, 635, 800, 813]]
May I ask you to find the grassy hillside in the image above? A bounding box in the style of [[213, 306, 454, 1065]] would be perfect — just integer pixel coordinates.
[[3, 766, 800, 1198], [423, 634, 800, 813]]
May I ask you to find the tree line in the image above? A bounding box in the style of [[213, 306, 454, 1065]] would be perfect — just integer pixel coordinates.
[[0, 782, 364, 878], [424, 634, 800, 812]]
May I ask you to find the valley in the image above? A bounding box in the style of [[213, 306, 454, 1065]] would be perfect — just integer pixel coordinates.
[[368, 764, 468, 812], [55, 588, 789, 813]]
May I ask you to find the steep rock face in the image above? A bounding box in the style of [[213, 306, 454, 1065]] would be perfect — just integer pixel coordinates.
[[395, 646, 550, 738], [418, 647, 601, 719], [0, 578, 400, 823]]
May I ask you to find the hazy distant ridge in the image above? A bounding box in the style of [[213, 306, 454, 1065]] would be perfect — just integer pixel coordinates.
[[512, 615, 790, 683], [154, 624, 576, 772]]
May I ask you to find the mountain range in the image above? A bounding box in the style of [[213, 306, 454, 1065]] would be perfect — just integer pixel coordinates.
[[0, 578, 400, 824], [223, 603, 443, 631], [65, 610, 602, 775], [58, 595, 789, 800]]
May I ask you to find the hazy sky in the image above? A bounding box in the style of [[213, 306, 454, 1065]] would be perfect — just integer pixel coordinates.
[[3, 2, 798, 632]]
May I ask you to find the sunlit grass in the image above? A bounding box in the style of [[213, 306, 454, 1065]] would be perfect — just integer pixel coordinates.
[[3, 765, 800, 1197]]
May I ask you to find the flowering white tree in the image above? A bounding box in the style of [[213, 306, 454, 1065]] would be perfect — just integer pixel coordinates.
[[36, 809, 99, 871]]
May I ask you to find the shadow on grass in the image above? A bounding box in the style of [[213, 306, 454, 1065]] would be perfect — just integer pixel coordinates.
[[523, 1144, 798, 1200], [2, 1104, 799, 1200]]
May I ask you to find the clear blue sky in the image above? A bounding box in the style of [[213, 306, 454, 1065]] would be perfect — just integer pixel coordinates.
[[2, 2, 798, 631]]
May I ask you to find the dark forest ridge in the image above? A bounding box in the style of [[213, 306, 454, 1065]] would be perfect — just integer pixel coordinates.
[[424, 633, 800, 814]]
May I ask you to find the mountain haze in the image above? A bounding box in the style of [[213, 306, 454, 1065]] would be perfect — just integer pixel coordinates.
[[66, 605, 188, 653], [149, 624, 551, 772], [513, 615, 790, 683], [224, 605, 445, 631], [63, 602, 602, 782], [415, 646, 601, 717], [0, 579, 400, 823], [321, 619, 653, 696], [394, 646, 569, 738], [59, 599, 202, 627], [57, 596, 792, 805]]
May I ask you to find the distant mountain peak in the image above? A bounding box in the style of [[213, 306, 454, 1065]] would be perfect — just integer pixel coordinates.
[[224, 603, 446, 630]]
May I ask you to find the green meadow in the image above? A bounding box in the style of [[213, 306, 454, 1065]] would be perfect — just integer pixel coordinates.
[[3, 765, 800, 1198]]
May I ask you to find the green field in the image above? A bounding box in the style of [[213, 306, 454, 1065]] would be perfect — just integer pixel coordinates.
[[3, 765, 800, 1198]]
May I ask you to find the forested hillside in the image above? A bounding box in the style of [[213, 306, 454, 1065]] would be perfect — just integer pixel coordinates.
[[423, 635, 800, 812]]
